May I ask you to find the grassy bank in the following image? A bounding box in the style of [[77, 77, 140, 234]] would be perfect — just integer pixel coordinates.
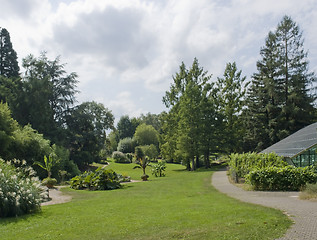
[[0, 162, 291, 239]]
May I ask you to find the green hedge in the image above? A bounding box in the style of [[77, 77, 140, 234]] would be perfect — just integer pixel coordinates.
[[70, 168, 121, 191], [246, 166, 317, 191], [228, 152, 287, 179]]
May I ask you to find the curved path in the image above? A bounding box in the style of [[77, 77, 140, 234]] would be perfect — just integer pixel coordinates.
[[212, 169, 317, 240], [41, 186, 72, 206]]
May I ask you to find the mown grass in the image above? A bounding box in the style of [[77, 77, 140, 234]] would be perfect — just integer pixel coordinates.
[[0, 162, 291, 240]]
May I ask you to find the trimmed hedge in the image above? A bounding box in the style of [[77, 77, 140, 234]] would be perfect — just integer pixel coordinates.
[[228, 152, 287, 179], [246, 166, 317, 191], [70, 168, 121, 190]]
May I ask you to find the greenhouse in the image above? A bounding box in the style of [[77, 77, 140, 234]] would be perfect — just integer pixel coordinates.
[[261, 122, 317, 167]]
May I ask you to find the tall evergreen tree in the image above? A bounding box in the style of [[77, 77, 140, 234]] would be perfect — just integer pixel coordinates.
[[216, 62, 247, 153], [0, 28, 20, 78], [244, 16, 316, 151]]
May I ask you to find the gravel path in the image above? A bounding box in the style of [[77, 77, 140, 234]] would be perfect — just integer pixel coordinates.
[[41, 186, 72, 206], [212, 169, 317, 240]]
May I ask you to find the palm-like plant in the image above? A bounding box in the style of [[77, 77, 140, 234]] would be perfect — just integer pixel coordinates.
[[135, 147, 150, 181]]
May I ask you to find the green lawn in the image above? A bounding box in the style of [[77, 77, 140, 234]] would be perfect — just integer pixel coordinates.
[[0, 162, 291, 240]]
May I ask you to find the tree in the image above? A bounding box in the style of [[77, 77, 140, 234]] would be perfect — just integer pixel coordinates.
[[66, 101, 114, 168], [216, 62, 247, 153], [244, 16, 316, 152], [117, 115, 139, 140], [139, 113, 162, 131], [117, 137, 135, 153], [0, 27, 19, 78], [20, 52, 78, 143], [163, 58, 212, 170], [133, 123, 159, 147], [108, 130, 120, 152]]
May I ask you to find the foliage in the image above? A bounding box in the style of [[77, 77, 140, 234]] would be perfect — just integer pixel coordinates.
[[139, 112, 162, 131], [0, 27, 20, 78], [35, 155, 59, 178], [117, 115, 140, 140], [108, 130, 119, 152], [133, 123, 159, 147], [228, 152, 287, 179], [20, 52, 79, 142], [300, 183, 317, 200], [70, 167, 121, 191], [117, 137, 135, 153], [135, 146, 151, 180], [112, 151, 130, 163], [138, 144, 159, 161], [42, 177, 57, 188], [246, 166, 317, 191], [216, 62, 247, 153], [151, 161, 166, 177], [66, 101, 114, 168], [0, 158, 47, 218], [162, 58, 215, 170], [244, 16, 316, 151]]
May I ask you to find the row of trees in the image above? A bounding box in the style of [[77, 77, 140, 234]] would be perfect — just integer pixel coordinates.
[[160, 16, 316, 170], [0, 27, 114, 176], [1, 15, 316, 174]]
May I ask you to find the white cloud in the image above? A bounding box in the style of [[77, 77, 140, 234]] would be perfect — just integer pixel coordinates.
[[1, 0, 317, 120]]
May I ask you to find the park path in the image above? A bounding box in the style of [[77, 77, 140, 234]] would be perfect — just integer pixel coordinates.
[[211, 169, 317, 240]]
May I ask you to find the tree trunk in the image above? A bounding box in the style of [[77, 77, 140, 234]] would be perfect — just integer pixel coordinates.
[[204, 152, 210, 168], [191, 156, 195, 171]]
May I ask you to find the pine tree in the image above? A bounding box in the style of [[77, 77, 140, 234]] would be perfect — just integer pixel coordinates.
[[0, 28, 20, 78], [244, 16, 316, 151], [216, 62, 247, 153]]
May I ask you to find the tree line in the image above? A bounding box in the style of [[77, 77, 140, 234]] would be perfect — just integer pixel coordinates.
[[0, 15, 316, 174], [160, 16, 316, 170]]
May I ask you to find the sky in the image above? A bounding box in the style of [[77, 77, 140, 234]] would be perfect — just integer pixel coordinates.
[[1, 0, 317, 121]]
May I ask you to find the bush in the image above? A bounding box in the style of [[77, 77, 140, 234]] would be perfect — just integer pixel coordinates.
[[70, 168, 121, 191], [246, 166, 317, 191], [112, 151, 130, 163], [0, 159, 47, 218], [42, 177, 57, 188], [228, 152, 287, 179], [151, 161, 166, 177], [117, 138, 135, 153]]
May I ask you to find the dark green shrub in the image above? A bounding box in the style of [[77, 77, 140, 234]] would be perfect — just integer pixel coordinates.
[[117, 137, 135, 153], [228, 152, 287, 179], [0, 159, 47, 218], [151, 161, 166, 177], [112, 151, 130, 163], [70, 168, 121, 191], [246, 166, 317, 191]]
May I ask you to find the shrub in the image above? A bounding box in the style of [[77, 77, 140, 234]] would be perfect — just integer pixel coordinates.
[[151, 161, 166, 177], [112, 151, 130, 163], [117, 137, 135, 153], [117, 173, 131, 182], [246, 166, 317, 191], [228, 152, 287, 179], [70, 168, 121, 191], [42, 177, 57, 188], [0, 159, 47, 218]]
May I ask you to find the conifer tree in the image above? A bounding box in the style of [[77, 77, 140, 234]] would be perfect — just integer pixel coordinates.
[[244, 16, 316, 151], [0, 27, 19, 78]]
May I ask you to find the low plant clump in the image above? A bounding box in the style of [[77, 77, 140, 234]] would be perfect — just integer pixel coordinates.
[[0, 158, 47, 218], [112, 151, 130, 163], [246, 166, 317, 191], [70, 167, 121, 190], [151, 161, 166, 177]]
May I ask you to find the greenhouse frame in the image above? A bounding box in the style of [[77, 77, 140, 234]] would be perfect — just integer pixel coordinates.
[[261, 122, 317, 167]]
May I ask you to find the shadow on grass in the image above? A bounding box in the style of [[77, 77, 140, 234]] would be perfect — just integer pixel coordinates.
[[0, 209, 46, 226]]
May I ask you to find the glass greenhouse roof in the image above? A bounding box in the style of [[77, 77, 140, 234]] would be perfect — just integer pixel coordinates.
[[261, 122, 317, 158]]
